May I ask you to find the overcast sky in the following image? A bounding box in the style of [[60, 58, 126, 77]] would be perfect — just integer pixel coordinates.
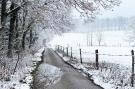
[[99, 0, 135, 18]]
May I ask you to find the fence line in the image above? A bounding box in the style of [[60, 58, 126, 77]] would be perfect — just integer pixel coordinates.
[[96, 53, 131, 57], [57, 45, 133, 57], [81, 51, 132, 57], [56, 45, 135, 87], [81, 50, 132, 57]]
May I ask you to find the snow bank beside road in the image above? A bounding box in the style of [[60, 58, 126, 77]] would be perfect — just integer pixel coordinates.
[[57, 52, 134, 89], [34, 47, 45, 57], [35, 64, 63, 88]]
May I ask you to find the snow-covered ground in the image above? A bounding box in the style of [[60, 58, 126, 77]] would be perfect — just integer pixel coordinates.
[[35, 63, 63, 88], [50, 31, 135, 67], [50, 31, 130, 47], [57, 51, 133, 89], [68, 46, 133, 67], [0, 48, 44, 89], [50, 30, 135, 89]]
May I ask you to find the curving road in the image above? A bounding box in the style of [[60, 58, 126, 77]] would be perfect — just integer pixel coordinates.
[[43, 48, 103, 89]]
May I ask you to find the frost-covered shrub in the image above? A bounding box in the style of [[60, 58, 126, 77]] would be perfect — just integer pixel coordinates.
[[0, 50, 35, 81], [0, 54, 13, 80], [98, 62, 131, 87], [29, 41, 43, 55]]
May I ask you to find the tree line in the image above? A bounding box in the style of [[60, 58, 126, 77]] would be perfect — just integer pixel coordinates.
[[0, 0, 120, 58]]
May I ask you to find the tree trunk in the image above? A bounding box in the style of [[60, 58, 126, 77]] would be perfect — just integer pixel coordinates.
[[22, 28, 31, 50], [22, 8, 27, 33], [15, 13, 19, 50], [1, 0, 7, 30], [22, 31, 27, 50], [22, 20, 34, 50], [7, 3, 17, 58], [90, 32, 93, 46], [29, 29, 33, 48]]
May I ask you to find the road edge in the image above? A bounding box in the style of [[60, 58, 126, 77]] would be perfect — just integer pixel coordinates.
[[53, 49, 104, 89]]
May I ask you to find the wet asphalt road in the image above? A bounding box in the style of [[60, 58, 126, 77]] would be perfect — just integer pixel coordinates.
[[43, 48, 103, 89]]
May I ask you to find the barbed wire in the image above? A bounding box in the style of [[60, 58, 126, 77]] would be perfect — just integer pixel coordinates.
[[82, 52, 131, 57], [81, 51, 94, 54], [96, 53, 131, 57], [57, 45, 134, 57]]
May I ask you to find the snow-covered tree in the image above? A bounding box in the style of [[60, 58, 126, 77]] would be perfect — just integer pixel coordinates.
[[126, 17, 135, 46], [0, 0, 121, 83], [87, 32, 93, 46], [96, 32, 103, 46]]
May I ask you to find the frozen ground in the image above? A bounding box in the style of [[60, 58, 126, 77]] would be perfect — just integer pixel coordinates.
[[50, 31, 130, 47], [42, 49, 103, 89], [0, 48, 44, 89], [50, 31, 134, 67], [68, 46, 134, 67], [57, 51, 134, 89], [49, 30, 135, 89], [35, 63, 63, 88]]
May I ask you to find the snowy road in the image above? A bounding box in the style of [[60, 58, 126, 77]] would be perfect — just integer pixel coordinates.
[[43, 48, 103, 89]]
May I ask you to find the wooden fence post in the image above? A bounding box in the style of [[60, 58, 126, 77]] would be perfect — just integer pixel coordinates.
[[61, 46, 63, 51], [95, 49, 99, 70], [62, 47, 64, 57], [71, 47, 73, 58], [131, 50, 134, 87], [60, 46, 62, 52], [80, 49, 82, 64], [63, 47, 64, 53], [58, 45, 59, 52], [67, 47, 68, 56]]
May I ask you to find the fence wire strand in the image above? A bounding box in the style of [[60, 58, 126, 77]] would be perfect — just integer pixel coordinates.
[[57, 45, 133, 57]]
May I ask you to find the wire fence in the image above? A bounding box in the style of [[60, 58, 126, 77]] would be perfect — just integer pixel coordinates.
[[56, 45, 135, 87], [56, 45, 134, 65]]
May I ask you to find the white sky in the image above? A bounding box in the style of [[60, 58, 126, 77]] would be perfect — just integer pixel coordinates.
[[99, 0, 135, 18]]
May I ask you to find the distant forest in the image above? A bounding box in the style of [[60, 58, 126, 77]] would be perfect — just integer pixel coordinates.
[[91, 17, 129, 31], [74, 17, 133, 32]]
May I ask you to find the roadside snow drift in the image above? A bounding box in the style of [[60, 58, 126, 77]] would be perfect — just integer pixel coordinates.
[[36, 64, 63, 87]]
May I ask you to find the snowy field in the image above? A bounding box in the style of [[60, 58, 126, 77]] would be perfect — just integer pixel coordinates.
[[68, 46, 134, 67], [50, 31, 130, 47], [50, 31, 134, 67], [50, 30, 135, 89], [57, 49, 133, 89]]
